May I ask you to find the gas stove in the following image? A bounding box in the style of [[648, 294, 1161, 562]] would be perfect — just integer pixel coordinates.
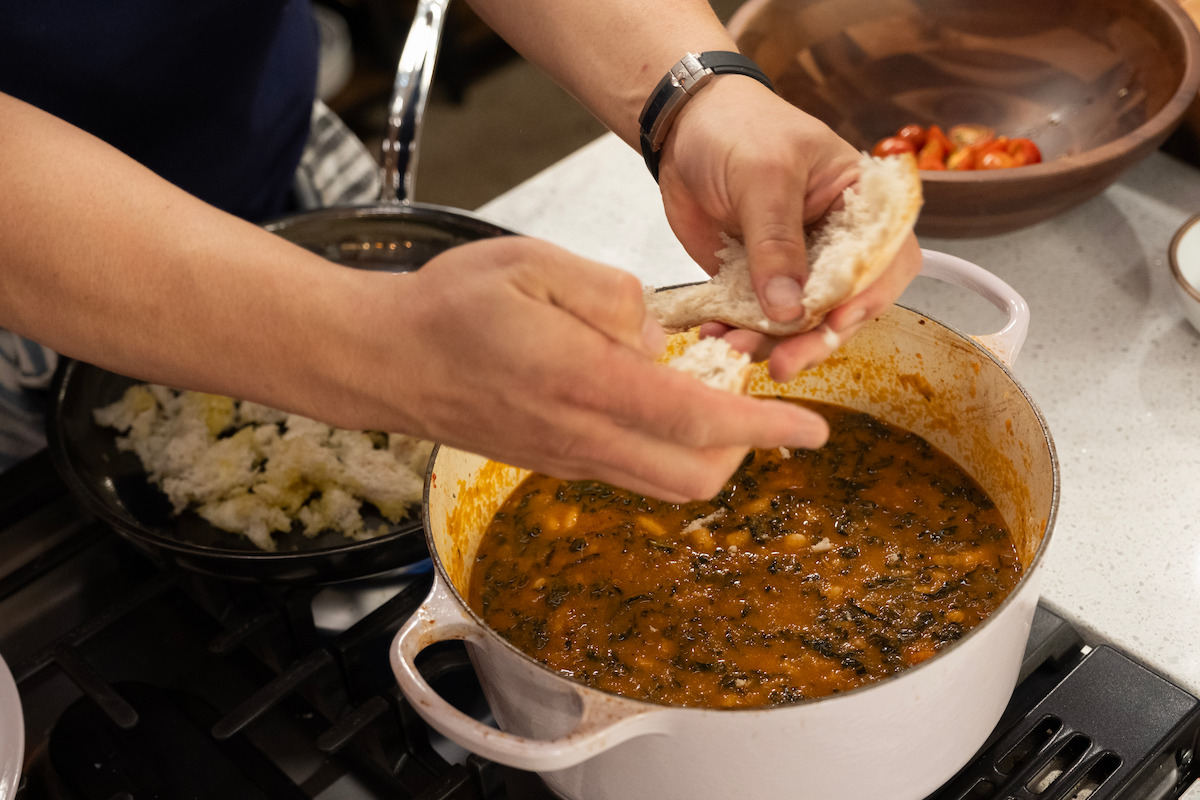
[[1, 448, 1198, 800]]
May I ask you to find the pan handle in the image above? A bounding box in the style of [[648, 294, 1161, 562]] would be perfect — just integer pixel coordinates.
[[918, 249, 1030, 368], [390, 576, 669, 771], [379, 0, 451, 206]]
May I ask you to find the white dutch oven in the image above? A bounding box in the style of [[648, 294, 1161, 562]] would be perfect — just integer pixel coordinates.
[[391, 250, 1059, 800]]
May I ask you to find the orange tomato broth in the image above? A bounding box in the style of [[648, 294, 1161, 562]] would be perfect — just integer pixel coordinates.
[[467, 400, 1021, 709]]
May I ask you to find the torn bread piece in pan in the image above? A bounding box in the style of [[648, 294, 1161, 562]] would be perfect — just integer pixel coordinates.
[[645, 152, 922, 336]]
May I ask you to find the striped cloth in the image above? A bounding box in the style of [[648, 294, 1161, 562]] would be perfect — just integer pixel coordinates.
[[0, 100, 381, 471], [293, 99, 382, 209], [0, 334, 57, 471]]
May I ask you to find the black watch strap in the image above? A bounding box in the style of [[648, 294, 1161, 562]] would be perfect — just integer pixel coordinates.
[[637, 51, 774, 182]]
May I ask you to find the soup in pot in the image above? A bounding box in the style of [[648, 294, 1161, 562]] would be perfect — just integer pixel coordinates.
[[467, 401, 1022, 709]]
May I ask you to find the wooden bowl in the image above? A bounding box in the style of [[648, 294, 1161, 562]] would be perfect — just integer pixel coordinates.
[[728, 0, 1200, 238]]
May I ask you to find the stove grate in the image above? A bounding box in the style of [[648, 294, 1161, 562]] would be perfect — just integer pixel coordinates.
[[929, 637, 1200, 800]]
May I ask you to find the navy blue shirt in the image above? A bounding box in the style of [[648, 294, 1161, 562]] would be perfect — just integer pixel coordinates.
[[0, 0, 319, 221]]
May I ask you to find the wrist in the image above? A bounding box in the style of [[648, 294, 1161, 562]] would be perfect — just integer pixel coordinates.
[[637, 51, 774, 181]]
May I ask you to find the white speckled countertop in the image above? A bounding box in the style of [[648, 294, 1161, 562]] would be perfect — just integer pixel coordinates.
[[477, 133, 1200, 696]]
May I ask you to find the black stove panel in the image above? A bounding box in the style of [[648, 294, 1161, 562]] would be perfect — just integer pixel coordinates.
[[931, 629, 1200, 800]]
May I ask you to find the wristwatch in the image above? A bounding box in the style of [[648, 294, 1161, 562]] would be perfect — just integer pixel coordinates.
[[637, 51, 774, 181]]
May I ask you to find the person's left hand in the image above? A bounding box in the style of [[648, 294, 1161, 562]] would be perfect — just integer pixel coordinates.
[[655, 76, 923, 382]]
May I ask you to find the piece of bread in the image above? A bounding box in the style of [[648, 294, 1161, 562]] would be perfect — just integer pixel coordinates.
[[644, 152, 922, 336], [667, 336, 753, 394]]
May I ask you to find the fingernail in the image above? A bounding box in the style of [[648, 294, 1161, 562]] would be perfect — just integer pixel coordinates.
[[641, 315, 666, 355], [763, 276, 804, 314]]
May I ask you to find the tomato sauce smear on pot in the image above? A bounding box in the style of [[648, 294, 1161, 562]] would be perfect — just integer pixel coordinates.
[[467, 401, 1022, 709]]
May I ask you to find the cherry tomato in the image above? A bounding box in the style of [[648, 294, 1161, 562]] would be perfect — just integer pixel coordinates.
[[872, 136, 917, 158], [896, 124, 927, 149], [978, 136, 1007, 152], [978, 150, 1015, 170], [1008, 138, 1042, 166], [874, 122, 1039, 170], [916, 126, 951, 170]]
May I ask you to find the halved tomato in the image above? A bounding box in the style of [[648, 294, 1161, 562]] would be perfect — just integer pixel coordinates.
[[945, 146, 977, 171], [924, 124, 953, 155], [947, 124, 994, 149], [872, 122, 1039, 171], [1008, 138, 1042, 166]]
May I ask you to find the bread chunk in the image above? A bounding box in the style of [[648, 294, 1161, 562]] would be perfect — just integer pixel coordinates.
[[668, 337, 753, 394], [645, 153, 921, 336]]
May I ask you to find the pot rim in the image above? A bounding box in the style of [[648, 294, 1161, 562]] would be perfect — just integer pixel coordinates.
[[420, 301, 1061, 715], [263, 198, 518, 238]]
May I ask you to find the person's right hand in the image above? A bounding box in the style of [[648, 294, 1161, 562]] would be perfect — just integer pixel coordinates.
[[655, 78, 923, 383], [327, 236, 831, 502]]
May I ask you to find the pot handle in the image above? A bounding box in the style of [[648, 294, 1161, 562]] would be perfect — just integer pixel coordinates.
[[378, 0, 450, 206], [918, 249, 1030, 367], [390, 577, 667, 771]]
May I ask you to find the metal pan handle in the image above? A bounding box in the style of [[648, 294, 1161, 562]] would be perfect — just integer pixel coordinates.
[[379, 0, 451, 205]]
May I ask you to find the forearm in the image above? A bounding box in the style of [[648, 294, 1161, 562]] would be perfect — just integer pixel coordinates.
[[0, 93, 381, 423], [463, 0, 737, 147]]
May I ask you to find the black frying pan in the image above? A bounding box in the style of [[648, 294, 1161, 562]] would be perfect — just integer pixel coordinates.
[[46, 0, 519, 583]]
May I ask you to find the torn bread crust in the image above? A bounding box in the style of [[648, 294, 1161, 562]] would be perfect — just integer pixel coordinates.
[[644, 152, 922, 336]]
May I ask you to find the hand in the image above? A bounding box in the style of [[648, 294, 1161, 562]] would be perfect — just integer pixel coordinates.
[[655, 77, 923, 382], [699, 233, 923, 380], [341, 237, 830, 502]]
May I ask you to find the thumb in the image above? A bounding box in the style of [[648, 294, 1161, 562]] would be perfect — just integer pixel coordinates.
[[737, 185, 811, 324]]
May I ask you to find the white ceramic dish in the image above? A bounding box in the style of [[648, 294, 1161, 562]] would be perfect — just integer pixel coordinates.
[[1169, 212, 1200, 335], [392, 251, 1060, 800], [0, 653, 24, 799]]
